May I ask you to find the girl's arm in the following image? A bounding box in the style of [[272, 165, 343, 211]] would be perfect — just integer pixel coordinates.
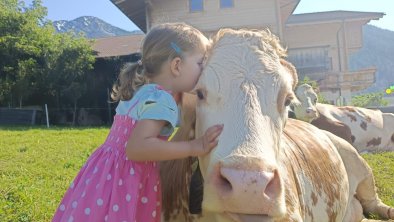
[[126, 119, 223, 161]]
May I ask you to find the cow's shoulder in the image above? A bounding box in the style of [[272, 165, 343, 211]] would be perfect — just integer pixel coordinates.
[[283, 119, 345, 169], [282, 119, 348, 217]]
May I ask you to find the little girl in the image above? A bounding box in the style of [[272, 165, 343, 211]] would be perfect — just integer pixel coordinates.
[[52, 23, 223, 222]]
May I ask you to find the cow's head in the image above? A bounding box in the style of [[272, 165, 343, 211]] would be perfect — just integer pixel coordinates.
[[191, 29, 298, 221], [293, 84, 318, 122]]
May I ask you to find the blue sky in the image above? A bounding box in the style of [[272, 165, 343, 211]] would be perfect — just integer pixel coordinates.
[[23, 0, 394, 32]]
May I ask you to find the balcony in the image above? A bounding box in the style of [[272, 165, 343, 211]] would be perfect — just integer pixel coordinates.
[[343, 68, 376, 91], [304, 67, 377, 92]]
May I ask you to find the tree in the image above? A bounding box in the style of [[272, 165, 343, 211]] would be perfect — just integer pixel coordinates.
[[0, 0, 50, 106], [298, 76, 330, 104], [48, 33, 94, 125], [351, 92, 388, 108], [0, 0, 95, 110]]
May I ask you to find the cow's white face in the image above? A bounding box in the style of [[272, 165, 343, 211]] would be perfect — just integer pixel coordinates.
[[293, 84, 318, 122], [193, 29, 297, 221]]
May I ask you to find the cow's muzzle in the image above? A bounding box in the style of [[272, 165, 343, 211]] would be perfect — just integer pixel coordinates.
[[203, 155, 285, 216]]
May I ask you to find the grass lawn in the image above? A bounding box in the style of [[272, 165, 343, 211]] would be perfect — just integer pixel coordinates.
[[0, 126, 393, 221], [0, 126, 109, 222], [362, 152, 394, 206]]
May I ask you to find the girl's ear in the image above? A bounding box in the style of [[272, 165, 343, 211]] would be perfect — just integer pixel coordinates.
[[170, 57, 182, 77]]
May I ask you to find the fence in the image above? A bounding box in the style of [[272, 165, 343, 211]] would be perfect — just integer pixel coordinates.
[[368, 105, 394, 114], [0, 108, 43, 125], [0, 106, 115, 126], [2, 105, 392, 127]]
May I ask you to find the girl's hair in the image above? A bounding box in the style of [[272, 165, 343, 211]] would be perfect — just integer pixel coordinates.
[[111, 22, 207, 101]]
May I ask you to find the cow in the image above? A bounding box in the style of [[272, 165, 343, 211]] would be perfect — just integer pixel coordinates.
[[293, 83, 394, 153], [159, 28, 394, 222]]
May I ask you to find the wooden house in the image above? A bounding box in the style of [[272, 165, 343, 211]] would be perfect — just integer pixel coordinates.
[[110, 0, 384, 104]]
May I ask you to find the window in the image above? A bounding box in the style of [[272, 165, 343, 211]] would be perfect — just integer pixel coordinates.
[[287, 47, 331, 75], [220, 0, 234, 8], [190, 0, 203, 12]]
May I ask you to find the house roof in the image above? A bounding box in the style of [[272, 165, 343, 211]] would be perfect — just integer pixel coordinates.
[[111, 0, 146, 32], [110, 0, 301, 33], [92, 34, 144, 58], [287, 10, 385, 25], [280, 0, 301, 24]]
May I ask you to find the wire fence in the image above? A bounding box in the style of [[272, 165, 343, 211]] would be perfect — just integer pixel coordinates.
[[2, 104, 393, 127], [0, 106, 115, 127]]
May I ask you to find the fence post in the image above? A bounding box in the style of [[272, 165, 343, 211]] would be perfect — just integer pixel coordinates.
[[107, 88, 112, 124], [45, 104, 49, 128], [31, 110, 36, 125]]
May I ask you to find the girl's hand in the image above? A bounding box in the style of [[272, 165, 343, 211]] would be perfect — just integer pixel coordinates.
[[190, 124, 224, 156]]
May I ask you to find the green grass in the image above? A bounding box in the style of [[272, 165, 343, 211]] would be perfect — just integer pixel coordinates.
[[0, 126, 109, 222], [362, 152, 394, 206], [0, 126, 393, 221]]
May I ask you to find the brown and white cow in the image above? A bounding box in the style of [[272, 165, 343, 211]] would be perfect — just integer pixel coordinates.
[[293, 83, 394, 153], [160, 29, 394, 222]]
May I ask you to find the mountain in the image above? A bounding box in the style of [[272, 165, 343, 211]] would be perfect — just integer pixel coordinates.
[[52, 16, 143, 38], [349, 25, 394, 93]]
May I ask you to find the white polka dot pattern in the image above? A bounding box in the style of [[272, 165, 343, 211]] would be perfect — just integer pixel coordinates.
[[113, 204, 119, 212], [97, 198, 103, 206], [72, 201, 77, 209], [52, 112, 164, 222], [126, 194, 131, 202], [59, 204, 65, 211]]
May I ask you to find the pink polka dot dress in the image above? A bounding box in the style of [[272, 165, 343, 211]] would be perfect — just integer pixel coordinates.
[[53, 84, 179, 222]]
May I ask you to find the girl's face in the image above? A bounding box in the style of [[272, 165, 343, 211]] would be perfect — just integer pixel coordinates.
[[176, 48, 206, 92]]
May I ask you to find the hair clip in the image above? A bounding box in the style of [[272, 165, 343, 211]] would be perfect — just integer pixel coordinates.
[[170, 42, 182, 54]]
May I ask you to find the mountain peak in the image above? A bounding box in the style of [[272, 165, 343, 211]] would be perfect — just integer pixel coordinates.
[[52, 16, 143, 39]]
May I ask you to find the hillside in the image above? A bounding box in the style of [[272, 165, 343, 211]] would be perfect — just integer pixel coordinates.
[[349, 25, 394, 93]]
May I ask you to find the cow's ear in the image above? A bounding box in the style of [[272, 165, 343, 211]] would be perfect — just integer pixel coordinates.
[[280, 59, 298, 90], [172, 92, 182, 105], [171, 92, 197, 142]]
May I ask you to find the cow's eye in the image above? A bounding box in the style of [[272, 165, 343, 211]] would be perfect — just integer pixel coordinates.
[[196, 90, 205, 100], [284, 97, 292, 107]]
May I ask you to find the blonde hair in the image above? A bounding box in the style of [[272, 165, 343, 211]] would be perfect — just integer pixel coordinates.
[[111, 23, 207, 101]]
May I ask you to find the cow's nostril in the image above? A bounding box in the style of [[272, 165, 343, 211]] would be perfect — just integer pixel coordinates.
[[219, 173, 233, 192], [264, 170, 281, 199]]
